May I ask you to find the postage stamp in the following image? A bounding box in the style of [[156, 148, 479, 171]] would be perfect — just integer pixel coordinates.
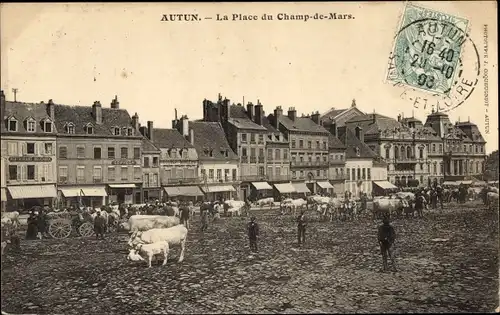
[[386, 3, 481, 112]]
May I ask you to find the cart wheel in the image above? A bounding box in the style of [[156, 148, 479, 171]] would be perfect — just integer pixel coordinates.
[[78, 222, 94, 237], [48, 220, 72, 239]]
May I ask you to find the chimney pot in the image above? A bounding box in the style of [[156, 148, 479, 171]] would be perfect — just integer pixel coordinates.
[[92, 101, 103, 124], [287, 107, 297, 121], [147, 121, 154, 142], [111, 95, 120, 109], [254, 103, 263, 125], [189, 128, 194, 145], [247, 102, 254, 121]]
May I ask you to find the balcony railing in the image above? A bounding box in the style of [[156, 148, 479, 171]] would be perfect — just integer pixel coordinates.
[[240, 175, 268, 182], [267, 174, 292, 182], [329, 175, 346, 181], [250, 156, 257, 163], [291, 160, 329, 167], [329, 160, 345, 165], [258, 156, 265, 163], [93, 178, 103, 183], [163, 177, 201, 185]]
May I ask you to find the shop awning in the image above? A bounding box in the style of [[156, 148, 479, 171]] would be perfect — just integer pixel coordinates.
[[1, 188, 7, 202], [8, 185, 57, 199], [60, 188, 84, 197], [60, 186, 107, 197], [372, 181, 398, 190], [317, 181, 334, 189], [459, 180, 473, 185], [164, 186, 204, 197], [442, 181, 459, 186], [108, 184, 137, 189], [292, 182, 311, 194], [251, 182, 272, 190], [274, 183, 296, 194], [201, 185, 236, 193]]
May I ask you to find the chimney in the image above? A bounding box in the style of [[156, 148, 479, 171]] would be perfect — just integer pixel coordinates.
[[132, 112, 140, 130], [0, 90, 5, 119], [180, 115, 189, 137], [287, 107, 297, 121], [110, 95, 120, 109], [202, 99, 210, 121], [139, 126, 148, 137], [254, 100, 263, 125], [247, 102, 254, 121], [351, 99, 357, 108], [147, 121, 154, 141], [189, 128, 194, 145], [330, 122, 337, 137], [397, 114, 401, 122], [273, 106, 283, 129], [222, 98, 230, 121], [47, 99, 55, 119], [372, 111, 376, 124], [311, 111, 320, 124], [92, 101, 103, 124], [355, 126, 364, 143]]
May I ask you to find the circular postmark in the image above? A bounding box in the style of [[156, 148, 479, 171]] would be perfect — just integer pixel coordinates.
[[386, 7, 481, 114]]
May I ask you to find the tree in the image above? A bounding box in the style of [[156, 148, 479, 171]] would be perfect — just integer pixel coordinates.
[[484, 150, 499, 181]]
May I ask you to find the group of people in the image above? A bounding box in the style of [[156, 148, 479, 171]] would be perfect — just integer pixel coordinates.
[[26, 208, 49, 240]]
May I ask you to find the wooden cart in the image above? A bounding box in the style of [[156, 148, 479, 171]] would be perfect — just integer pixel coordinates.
[[47, 211, 94, 239]]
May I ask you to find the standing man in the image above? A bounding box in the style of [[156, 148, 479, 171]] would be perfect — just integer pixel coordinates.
[[297, 210, 307, 245], [200, 207, 209, 232], [247, 216, 259, 252], [377, 216, 397, 272], [180, 202, 190, 229], [94, 211, 106, 240]]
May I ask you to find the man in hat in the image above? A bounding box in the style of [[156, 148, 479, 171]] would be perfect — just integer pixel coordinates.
[[297, 210, 307, 245], [377, 216, 397, 272], [247, 216, 259, 252], [94, 211, 106, 240], [180, 202, 190, 229]]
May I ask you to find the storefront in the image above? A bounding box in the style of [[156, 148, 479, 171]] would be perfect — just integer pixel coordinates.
[[58, 186, 107, 208], [163, 185, 204, 202], [142, 188, 162, 203], [200, 185, 236, 202], [372, 180, 398, 197], [316, 181, 334, 196], [6, 184, 57, 211], [292, 182, 311, 199], [273, 182, 296, 199], [1, 188, 7, 212], [108, 184, 140, 205], [250, 182, 273, 201]]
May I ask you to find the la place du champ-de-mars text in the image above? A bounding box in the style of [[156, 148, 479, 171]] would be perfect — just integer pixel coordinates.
[[161, 13, 354, 22]]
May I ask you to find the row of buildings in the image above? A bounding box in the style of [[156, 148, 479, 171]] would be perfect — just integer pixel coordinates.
[[0, 91, 488, 211]]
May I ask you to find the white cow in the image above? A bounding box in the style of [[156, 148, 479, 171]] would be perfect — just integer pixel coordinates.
[[121, 215, 180, 233], [127, 241, 170, 268], [128, 225, 188, 263], [1, 212, 20, 229], [256, 197, 274, 208], [224, 200, 245, 217], [282, 198, 307, 215], [309, 195, 331, 205]]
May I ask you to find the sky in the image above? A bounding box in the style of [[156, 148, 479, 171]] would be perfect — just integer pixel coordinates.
[[1, 2, 498, 153]]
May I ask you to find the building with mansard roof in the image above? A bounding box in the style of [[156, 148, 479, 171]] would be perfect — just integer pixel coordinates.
[[1, 90, 58, 210]]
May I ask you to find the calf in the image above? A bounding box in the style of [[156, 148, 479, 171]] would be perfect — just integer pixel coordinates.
[[127, 241, 170, 268], [128, 225, 188, 263]]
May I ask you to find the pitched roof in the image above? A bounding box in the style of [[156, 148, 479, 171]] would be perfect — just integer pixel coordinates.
[[1, 101, 55, 134], [262, 115, 279, 133], [328, 134, 346, 150], [278, 115, 329, 134], [189, 121, 238, 161], [152, 128, 194, 149], [228, 105, 267, 131], [142, 137, 160, 153], [320, 108, 350, 120], [338, 127, 378, 159], [456, 121, 486, 143], [53, 104, 136, 136]]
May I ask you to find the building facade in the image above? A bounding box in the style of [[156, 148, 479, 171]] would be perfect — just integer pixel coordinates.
[[1, 91, 58, 210], [54, 97, 143, 207], [154, 117, 201, 201], [1, 157, 6, 211], [327, 131, 347, 194], [138, 122, 162, 203]]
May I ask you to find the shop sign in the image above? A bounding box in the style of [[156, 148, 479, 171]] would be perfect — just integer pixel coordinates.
[[9, 156, 52, 162], [112, 159, 137, 165]]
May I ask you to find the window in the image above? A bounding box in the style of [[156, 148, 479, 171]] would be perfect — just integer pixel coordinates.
[[65, 123, 74, 134], [385, 147, 390, 159], [357, 168, 361, 180], [241, 133, 247, 142], [121, 167, 128, 181], [250, 148, 256, 157], [316, 170, 320, 176], [283, 150, 288, 160], [144, 173, 150, 187], [8, 165, 17, 180], [275, 167, 281, 176], [200, 169, 206, 179], [419, 148, 424, 159], [27, 119, 36, 132], [232, 169, 237, 180], [77, 146, 85, 159], [209, 169, 214, 179], [316, 141, 320, 149], [134, 167, 141, 180], [440, 162, 444, 174], [323, 142, 327, 150], [43, 120, 52, 132], [108, 147, 115, 159], [144, 157, 150, 167], [134, 147, 141, 159], [259, 167, 265, 176], [26, 143, 35, 154], [8, 118, 18, 132], [299, 140, 304, 148], [113, 127, 120, 135], [323, 155, 327, 162], [346, 168, 350, 180], [291, 140, 296, 148], [258, 134, 264, 143], [77, 166, 85, 183], [59, 146, 68, 159], [153, 157, 159, 167], [59, 166, 68, 182], [362, 168, 366, 180], [355, 147, 360, 157], [407, 147, 412, 158], [152, 174, 158, 186], [420, 163, 424, 170], [121, 147, 128, 159], [433, 162, 437, 175], [93, 166, 103, 182], [367, 168, 371, 180], [259, 148, 264, 158], [94, 147, 102, 159], [268, 149, 273, 159], [352, 169, 355, 181], [7, 142, 18, 155], [439, 144, 443, 153], [217, 169, 222, 179], [308, 141, 312, 149], [86, 125, 94, 135], [250, 134, 255, 143], [44, 143, 53, 155], [224, 169, 229, 181], [432, 144, 436, 152], [242, 148, 247, 157]]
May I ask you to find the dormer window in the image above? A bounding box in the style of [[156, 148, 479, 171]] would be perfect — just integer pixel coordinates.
[[113, 127, 120, 136], [209, 150, 214, 157], [127, 128, 133, 136], [42, 118, 52, 133], [85, 123, 94, 135], [8, 117, 18, 132], [26, 117, 36, 132], [122, 127, 127, 135], [355, 147, 360, 157], [65, 123, 75, 134]]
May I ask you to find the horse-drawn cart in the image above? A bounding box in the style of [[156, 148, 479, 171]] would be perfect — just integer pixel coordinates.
[[46, 211, 94, 239]]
